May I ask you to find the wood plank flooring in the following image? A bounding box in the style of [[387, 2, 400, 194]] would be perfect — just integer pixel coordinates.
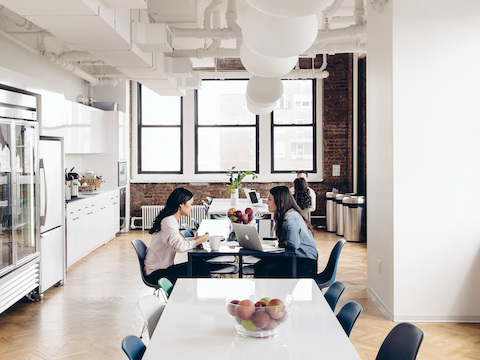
[[0, 230, 479, 359]]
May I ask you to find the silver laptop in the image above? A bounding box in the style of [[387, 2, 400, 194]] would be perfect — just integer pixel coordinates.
[[232, 223, 284, 252]]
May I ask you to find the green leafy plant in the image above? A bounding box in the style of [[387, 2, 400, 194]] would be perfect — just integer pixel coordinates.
[[227, 166, 258, 194]]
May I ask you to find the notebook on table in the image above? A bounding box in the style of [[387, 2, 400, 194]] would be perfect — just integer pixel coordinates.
[[232, 223, 284, 253]]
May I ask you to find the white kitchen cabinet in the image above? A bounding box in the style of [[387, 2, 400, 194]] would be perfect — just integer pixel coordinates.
[[64, 102, 105, 154], [66, 189, 120, 268]]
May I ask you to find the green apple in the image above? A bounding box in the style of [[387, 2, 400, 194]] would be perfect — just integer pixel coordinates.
[[242, 319, 258, 331], [260, 297, 272, 303], [235, 317, 243, 324]]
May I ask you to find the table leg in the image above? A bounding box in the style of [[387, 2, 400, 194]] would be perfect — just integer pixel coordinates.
[[238, 256, 243, 278], [187, 254, 193, 277], [292, 255, 297, 278]]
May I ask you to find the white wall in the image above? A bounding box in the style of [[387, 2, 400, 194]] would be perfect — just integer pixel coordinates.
[[366, 0, 394, 317], [368, 0, 480, 321]]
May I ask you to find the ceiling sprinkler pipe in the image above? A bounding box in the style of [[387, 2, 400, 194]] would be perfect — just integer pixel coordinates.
[[203, 0, 224, 31], [171, 28, 241, 40], [226, 0, 241, 32]]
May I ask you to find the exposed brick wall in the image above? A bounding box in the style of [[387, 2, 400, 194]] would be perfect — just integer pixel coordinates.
[[130, 54, 358, 222]]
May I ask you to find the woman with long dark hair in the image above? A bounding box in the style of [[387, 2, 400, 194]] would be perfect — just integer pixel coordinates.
[[254, 186, 318, 278], [144, 188, 211, 285], [293, 177, 312, 219]]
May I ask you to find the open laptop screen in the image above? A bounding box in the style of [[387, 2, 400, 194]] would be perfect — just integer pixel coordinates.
[[248, 190, 259, 204]]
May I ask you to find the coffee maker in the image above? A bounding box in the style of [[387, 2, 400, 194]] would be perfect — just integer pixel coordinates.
[[67, 167, 79, 198]]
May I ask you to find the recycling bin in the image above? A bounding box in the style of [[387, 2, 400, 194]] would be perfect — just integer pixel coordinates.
[[335, 194, 349, 236], [325, 192, 338, 232], [343, 196, 365, 242]]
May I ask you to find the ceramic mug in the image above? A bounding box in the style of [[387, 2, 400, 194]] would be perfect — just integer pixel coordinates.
[[209, 235, 221, 251]]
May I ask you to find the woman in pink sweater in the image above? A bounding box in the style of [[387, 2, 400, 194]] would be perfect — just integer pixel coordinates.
[[144, 188, 211, 285]]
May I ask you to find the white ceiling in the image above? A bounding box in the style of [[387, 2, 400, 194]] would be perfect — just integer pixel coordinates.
[[0, 0, 366, 95]]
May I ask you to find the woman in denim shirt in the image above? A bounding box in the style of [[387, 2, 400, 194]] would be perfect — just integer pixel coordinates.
[[254, 186, 318, 278]]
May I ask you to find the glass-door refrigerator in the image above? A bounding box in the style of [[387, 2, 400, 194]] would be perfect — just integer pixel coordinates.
[[0, 86, 40, 314]]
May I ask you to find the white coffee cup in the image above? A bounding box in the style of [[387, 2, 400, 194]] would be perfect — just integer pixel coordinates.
[[209, 235, 221, 251]]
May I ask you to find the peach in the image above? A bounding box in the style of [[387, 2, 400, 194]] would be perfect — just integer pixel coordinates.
[[235, 299, 255, 320], [227, 299, 240, 316], [251, 310, 271, 329], [266, 299, 286, 319]]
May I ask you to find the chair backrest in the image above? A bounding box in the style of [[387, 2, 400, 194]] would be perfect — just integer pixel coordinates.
[[316, 238, 347, 288], [206, 196, 213, 204], [131, 239, 159, 289], [336, 301, 363, 337], [181, 229, 193, 238], [121, 335, 146, 360], [376, 323, 424, 360], [158, 277, 173, 299], [324, 281, 346, 312], [182, 223, 194, 236], [191, 218, 199, 230], [137, 295, 165, 339]]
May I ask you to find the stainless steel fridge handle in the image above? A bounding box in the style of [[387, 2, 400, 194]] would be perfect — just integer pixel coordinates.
[[39, 158, 47, 227]]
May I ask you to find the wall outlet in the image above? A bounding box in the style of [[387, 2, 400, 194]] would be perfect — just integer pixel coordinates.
[[332, 164, 341, 176], [376, 259, 381, 274]]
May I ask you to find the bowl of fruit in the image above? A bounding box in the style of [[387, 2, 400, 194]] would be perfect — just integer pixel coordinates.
[[226, 297, 292, 338], [227, 207, 254, 225]]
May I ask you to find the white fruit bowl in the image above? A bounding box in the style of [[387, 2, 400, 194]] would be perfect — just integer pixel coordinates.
[[226, 296, 292, 338]]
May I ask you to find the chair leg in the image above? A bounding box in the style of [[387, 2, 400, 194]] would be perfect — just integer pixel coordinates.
[[139, 322, 147, 339]]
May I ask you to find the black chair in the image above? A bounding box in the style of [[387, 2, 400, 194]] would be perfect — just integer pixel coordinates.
[[376, 323, 424, 360], [314, 238, 347, 290], [191, 218, 200, 230], [324, 281, 346, 311], [131, 239, 160, 295], [336, 301, 363, 337], [182, 223, 195, 236], [121, 335, 146, 360]]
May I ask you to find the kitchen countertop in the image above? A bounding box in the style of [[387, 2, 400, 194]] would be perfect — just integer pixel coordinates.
[[65, 189, 119, 204]]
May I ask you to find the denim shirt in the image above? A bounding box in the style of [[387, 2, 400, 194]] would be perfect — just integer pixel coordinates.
[[281, 209, 318, 260]]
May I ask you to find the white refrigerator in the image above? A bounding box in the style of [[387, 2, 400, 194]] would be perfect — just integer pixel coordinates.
[[39, 136, 65, 293]]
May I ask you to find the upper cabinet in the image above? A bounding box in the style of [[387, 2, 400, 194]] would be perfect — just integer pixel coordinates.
[[40, 99, 106, 154], [64, 102, 105, 154]]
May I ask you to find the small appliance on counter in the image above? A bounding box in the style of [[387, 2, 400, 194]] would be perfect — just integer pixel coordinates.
[[67, 167, 79, 198]]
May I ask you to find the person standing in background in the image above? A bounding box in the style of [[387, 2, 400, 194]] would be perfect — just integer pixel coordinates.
[[293, 177, 312, 219], [290, 170, 316, 215]]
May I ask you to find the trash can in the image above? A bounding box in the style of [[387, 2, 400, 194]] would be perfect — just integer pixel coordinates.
[[335, 194, 349, 236], [343, 196, 365, 242], [325, 192, 338, 232]]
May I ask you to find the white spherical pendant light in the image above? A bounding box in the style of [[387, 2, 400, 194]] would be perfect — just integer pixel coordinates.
[[240, 43, 298, 77], [247, 0, 335, 17], [246, 76, 283, 105], [242, 6, 318, 58], [247, 101, 275, 115]]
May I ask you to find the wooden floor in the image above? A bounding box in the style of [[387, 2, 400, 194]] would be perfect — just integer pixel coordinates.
[[0, 230, 479, 359]]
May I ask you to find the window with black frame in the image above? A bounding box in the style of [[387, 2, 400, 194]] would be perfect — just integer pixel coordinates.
[[195, 80, 258, 173], [137, 84, 183, 174], [271, 79, 316, 173]]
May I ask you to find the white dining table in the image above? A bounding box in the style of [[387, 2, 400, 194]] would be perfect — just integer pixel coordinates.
[[142, 278, 361, 360]]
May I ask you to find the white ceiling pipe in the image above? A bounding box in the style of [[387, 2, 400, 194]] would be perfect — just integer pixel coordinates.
[[329, 16, 355, 27], [60, 51, 98, 62], [42, 52, 100, 85], [324, 0, 345, 22], [192, 69, 329, 80], [170, 28, 241, 40], [317, 24, 366, 43], [306, 41, 366, 55], [226, 0, 241, 32], [166, 46, 240, 59], [0, 5, 38, 31], [354, 0, 366, 26], [203, 0, 224, 31]]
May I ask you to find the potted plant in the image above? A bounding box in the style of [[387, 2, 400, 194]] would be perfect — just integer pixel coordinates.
[[227, 166, 258, 207]]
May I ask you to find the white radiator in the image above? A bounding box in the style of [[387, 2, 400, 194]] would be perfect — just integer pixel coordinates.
[[141, 205, 207, 231]]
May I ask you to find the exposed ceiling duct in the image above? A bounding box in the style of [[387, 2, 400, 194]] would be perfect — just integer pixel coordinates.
[[0, 0, 368, 96]]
